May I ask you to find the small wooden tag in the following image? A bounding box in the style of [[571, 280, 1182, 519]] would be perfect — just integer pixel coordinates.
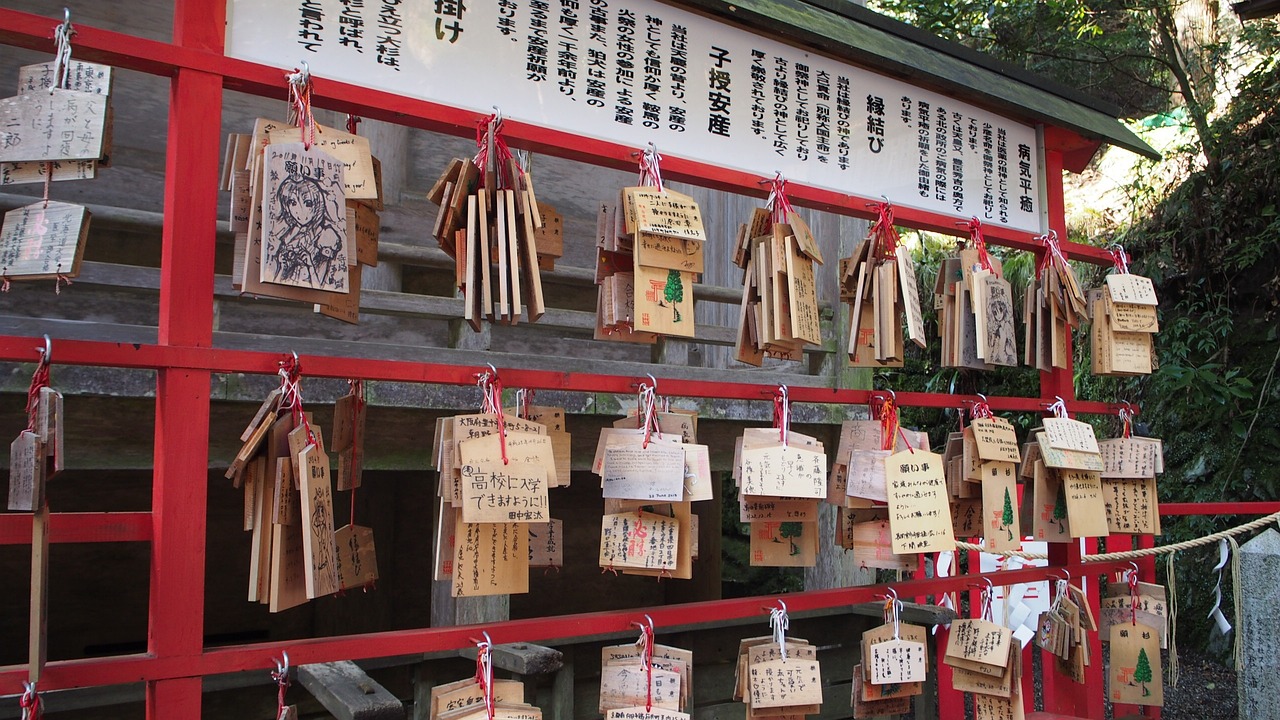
[[969, 417, 1021, 463], [7, 430, 44, 511], [334, 523, 378, 590], [869, 638, 926, 684], [884, 450, 956, 553], [459, 461, 549, 523], [260, 143, 349, 293], [298, 443, 341, 598], [740, 444, 827, 499], [599, 511, 679, 570], [0, 201, 90, 279], [981, 461, 1021, 552], [451, 516, 529, 597], [0, 90, 108, 162], [1108, 622, 1163, 706], [747, 658, 822, 708]]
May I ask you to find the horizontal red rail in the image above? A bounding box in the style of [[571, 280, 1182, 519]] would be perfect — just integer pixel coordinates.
[[0, 336, 1126, 416], [0, 558, 1130, 695], [0, 512, 151, 545], [0, 503, 1265, 550], [0, 7, 1114, 266]]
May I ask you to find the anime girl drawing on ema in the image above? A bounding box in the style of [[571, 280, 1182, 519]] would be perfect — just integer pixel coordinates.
[[261, 142, 349, 292]]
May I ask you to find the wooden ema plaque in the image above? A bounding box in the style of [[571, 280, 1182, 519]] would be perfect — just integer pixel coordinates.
[[299, 441, 341, 599], [0, 201, 89, 280], [0, 89, 108, 163], [260, 142, 349, 293], [451, 515, 529, 597]]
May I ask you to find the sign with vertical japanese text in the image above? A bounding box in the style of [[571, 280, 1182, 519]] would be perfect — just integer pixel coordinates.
[[226, 0, 1043, 232]]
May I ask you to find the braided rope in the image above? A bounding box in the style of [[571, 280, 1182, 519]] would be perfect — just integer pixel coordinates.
[[956, 511, 1280, 562]]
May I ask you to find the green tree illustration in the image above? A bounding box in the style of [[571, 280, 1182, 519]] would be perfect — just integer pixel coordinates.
[[1133, 647, 1153, 697], [779, 522, 803, 555], [1001, 487, 1015, 541], [663, 269, 684, 323], [1052, 481, 1068, 533], [881, 683, 901, 696]]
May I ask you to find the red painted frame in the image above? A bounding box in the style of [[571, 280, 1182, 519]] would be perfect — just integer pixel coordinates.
[[0, 4, 1233, 719]]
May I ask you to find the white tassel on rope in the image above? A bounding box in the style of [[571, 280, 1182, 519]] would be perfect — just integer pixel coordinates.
[[52, 8, 74, 93], [1207, 537, 1231, 636], [769, 601, 789, 661]]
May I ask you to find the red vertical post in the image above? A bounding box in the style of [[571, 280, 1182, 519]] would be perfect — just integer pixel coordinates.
[[147, 1, 224, 719], [1039, 146, 1105, 719], [1137, 533, 1161, 719]]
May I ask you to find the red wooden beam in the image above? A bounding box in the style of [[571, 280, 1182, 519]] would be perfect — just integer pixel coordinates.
[[0, 559, 1132, 695], [0, 512, 152, 545], [0, 336, 1128, 417]]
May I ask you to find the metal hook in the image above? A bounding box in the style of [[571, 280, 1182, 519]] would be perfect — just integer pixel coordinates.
[[646, 373, 657, 392], [482, 630, 493, 646], [36, 334, 51, 366], [976, 392, 987, 403], [275, 650, 290, 676], [491, 106, 502, 125]]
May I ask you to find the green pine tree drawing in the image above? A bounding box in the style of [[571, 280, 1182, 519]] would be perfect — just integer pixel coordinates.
[[1001, 487, 1015, 541], [779, 522, 803, 555], [1052, 481, 1068, 533], [1133, 647, 1153, 697], [663, 269, 684, 323], [882, 683, 901, 696]]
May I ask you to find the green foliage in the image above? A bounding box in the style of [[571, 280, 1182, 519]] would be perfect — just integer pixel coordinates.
[[866, 0, 1171, 116]]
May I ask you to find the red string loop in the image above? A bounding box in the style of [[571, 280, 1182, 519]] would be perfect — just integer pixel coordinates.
[[870, 202, 900, 260], [966, 217, 994, 273], [25, 358, 51, 433]]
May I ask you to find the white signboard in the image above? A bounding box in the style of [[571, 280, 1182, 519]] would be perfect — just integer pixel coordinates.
[[227, 0, 1043, 232]]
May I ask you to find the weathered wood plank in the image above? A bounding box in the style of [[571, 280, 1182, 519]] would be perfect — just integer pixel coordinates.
[[295, 661, 404, 720]]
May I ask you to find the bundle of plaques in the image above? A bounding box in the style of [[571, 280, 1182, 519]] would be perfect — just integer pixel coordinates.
[[595, 147, 704, 343], [1024, 230, 1088, 371], [0, 18, 112, 287], [224, 72, 382, 323], [1089, 249, 1159, 375], [431, 640, 542, 720], [1036, 577, 1097, 685], [598, 620, 693, 719], [1098, 407, 1163, 535], [935, 220, 1018, 369], [431, 370, 565, 598], [226, 359, 376, 613], [737, 606, 823, 718], [939, 402, 1023, 552], [1101, 570, 1166, 708], [8, 354, 63, 512], [1022, 406, 1110, 541], [731, 175, 825, 365], [944, 599, 1025, 719], [829, 404, 928, 571], [593, 382, 710, 578], [841, 203, 927, 368], [733, 389, 827, 568], [852, 598, 928, 718], [426, 115, 550, 329]]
